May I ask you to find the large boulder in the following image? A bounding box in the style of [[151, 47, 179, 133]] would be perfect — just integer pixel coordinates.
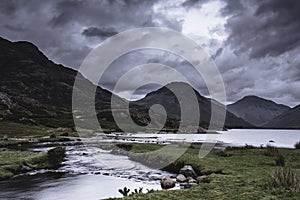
[[176, 174, 187, 182], [179, 165, 197, 178], [160, 177, 176, 189]]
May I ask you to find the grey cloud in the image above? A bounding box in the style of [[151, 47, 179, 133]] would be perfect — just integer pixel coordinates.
[[82, 27, 118, 38], [222, 0, 300, 59], [181, 0, 209, 8], [0, 0, 299, 107], [0, 0, 182, 69]]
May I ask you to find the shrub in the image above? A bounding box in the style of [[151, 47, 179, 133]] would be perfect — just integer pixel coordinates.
[[264, 145, 279, 156], [295, 141, 300, 149], [118, 187, 130, 197], [47, 147, 66, 169], [274, 154, 285, 167], [60, 132, 69, 136], [267, 167, 300, 191], [116, 143, 132, 151], [50, 134, 56, 138], [214, 149, 231, 157]]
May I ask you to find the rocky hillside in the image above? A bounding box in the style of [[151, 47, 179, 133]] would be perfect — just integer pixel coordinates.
[[0, 37, 129, 130], [227, 95, 290, 126], [132, 82, 253, 129], [0, 37, 255, 132], [263, 105, 300, 129]]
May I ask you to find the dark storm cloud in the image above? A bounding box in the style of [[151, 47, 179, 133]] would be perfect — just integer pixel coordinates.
[[0, 0, 182, 69], [222, 0, 300, 58], [82, 27, 118, 38], [0, 0, 299, 106]]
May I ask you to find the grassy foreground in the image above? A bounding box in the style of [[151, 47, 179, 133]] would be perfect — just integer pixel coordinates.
[[0, 148, 47, 180], [0, 146, 66, 180], [105, 143, 300, 200]]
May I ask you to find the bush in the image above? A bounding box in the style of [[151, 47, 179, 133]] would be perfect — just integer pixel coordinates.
[[47, 147, 66, 169], [264, 145, 279, 156], [267, 167, 300, 191], [274, 154, 285, 167], [50, 134, 56, 138], [214, 149, 231, 157], [60, 132, 69, 136], [295, 141, 300, 149]]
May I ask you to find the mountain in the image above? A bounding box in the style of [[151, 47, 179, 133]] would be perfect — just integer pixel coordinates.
[[227, 95, 290, 126], [132, 82, 253, 129], [0, 37, 187, 132], [0, 36, 253, 132], [263, 105, 300, 129], [0, 36, 132, 130]]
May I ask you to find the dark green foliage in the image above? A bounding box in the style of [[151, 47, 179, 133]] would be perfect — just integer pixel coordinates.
[[60, 132, 69, 136], [295, 141, 300, 149], [50, 134, 56, 138], [274, 154, 285, 167], [146, 189, 155, 193], [116, 143, 132, 151], [118, 187, 130, 197], [267, 167, 300, 191], [47, 147, 66, 169], [131, 187, 143, 195], [264, 145, 279, 156], [214, 149, 232, 157]]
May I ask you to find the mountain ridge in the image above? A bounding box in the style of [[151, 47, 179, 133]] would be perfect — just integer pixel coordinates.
[[227, 95, 290, 126], [1, 36, 298, 131]]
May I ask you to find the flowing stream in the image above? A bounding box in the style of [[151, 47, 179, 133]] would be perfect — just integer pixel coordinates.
[[0, 142, 174, 200]]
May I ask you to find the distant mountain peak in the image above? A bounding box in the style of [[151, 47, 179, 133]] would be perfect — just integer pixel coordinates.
[[264, 104, 300, 129], [228, 95, 290, 126]]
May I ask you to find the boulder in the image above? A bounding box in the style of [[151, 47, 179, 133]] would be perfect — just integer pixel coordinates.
[[179, 165, 197, 178], [160, 177, 176, 189], [187, 177, 197, 184], [20, 165, 32, 172], [176, 174, 187, 182], [180, 182, 197, 189]]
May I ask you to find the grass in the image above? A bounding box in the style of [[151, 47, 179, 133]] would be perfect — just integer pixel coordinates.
[[105, 143, 300, 200], [0, 148, 47, 180], [0, 121, 51, 137], [0, 139, 30, 148], [0, 121, 79, 139], [0, 146, 66, 180], [267, 167, 300, 191]]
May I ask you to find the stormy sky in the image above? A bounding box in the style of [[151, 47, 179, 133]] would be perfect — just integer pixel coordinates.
[[0, 0, 299, 107]]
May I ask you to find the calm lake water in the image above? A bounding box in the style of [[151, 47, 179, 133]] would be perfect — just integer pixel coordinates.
[[1, 129, 299, 200], [135, 129, 300, 148]]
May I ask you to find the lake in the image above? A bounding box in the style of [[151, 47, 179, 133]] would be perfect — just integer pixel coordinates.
[[134, 129, 300, 148]]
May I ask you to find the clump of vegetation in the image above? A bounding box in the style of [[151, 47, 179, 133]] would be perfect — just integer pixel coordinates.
[[131, 187, 143, 195], [118, 187, 145, 197], [118, 187, 130, 196], [267, 167, 300, 191], [116, 143, 132, 151], [60, 132, 69, 136], [47, 147, 66, 168], [214, 149, 232, 157], [274, 154, 285, 166], [50, 134, 56, 138], [295, 141, 300, 149], [0, 148, 48, 180], [39, 137, 72, 143], [264, 145, 279, 156]]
